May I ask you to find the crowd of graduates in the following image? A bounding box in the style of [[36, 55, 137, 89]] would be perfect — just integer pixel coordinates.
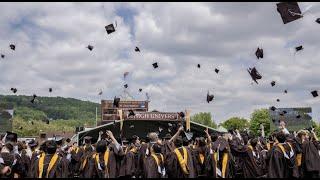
[[0, 120, 320, 178]]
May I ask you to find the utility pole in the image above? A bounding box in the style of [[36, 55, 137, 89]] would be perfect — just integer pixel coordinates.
[[96, 107, 98, 127]]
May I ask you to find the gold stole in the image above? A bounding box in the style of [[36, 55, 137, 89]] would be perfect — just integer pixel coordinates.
[[199, 153, 205, 164], [151, 153, 164, 166], [267, 143, 271, 151], [221, 152, 228, 178], [73, 146, 79, 154], [296, 154, 302, 167], [38, 153, 59, 178], [130, 147, 137, 153], [213, 152, 218, 178], [95, 149, 110, 177], [174, 147, 189, 174]]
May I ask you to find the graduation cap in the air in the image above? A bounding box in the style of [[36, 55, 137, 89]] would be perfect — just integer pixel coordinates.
[[45, 119, 49, 124], [152, 62, 158, 69], [87, 45, 94, 51], [316, 18, 320, 24], [30, 94, 37, 103], [98, 90, 103, 95], [105, 24, 116, 34], [283, 110, 287, 114], [129, 124, 135, 129], [49, 88, 52, 93], [178, 112, 185, 118], [124, 84, 128, 89], [19, 126, 23, 130], [270, 106, 276, 111], [113, 97, 120, 107], [295, 45, 303, 52], [311, 90, 318, 97], [271, 81, 276, 87], [135, 47, 140, 52], [207, 91, 214, 103], [5, 131, 17, 143], [10, 88, 17, 93], [9, 44, 15, 51], [284, 90, 288, 94], [255, 47, 263, 59], [215, 68, 219, 74], [31, 121, 34, 125], [139, 88, 142, 92], [272, 119, 276, 123], [277, 2, 303, 24], [247, 67, 262, 84], [197, 64, 201, 68], [159, 127, 163, 132], [277, 99, 280, 102], [128, 110, 135, 117], [296, 114, 301, 119], [1, 54, 4, 59]]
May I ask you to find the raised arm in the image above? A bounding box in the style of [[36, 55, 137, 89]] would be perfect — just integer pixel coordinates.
[[204, 127, 212, 144], [169, 126, 184, 143]]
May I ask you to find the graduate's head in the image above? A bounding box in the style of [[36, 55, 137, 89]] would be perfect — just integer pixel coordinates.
[[130, 135, 140, 146], [152, 143, 162, 154], [210, 133, 219, 143], [148, 132, 158, 143], [198, 137, 206, 147], [17, 141, 25, 152], [297, 130, 308, 142], [250, 138, 258, 148], [275, 131, 286, 143], [174, 136, 183, 148], [46, 140, 57, 154], [96, 140, 107, 153]]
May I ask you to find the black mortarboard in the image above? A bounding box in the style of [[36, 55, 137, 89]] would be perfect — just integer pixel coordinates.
[[9, 44, 15, 50], [255, 47, 263, 59], [316, 18, 320, 24], [277, 2, 303, 24], [270, 106, 276, 111], [296, 114, 301, 119], [31, 94, 37, 103], [152, 62, 158, 69], [139, 88, 142, 92], [311, 90, 318, 97], [277, 99, 280, 102], [128, 110, 135, 117], [5, 131, 17, 143], [28, 139, 38, 148], [271, 81, 276, 87], [55, 136, 64, 145], [40, 133, 46, 139], [178, 112, 185, 118], [279, 112, 284, 116], [247, 67, 262, 84], [105, 24, 116, 34], [124, 84, 128, 88], [45, 119, 49, 124], [10, 88, 17, 93], [84, 136, 92, 144], [215, 68, 219, 74], [272, 119, 276, 123], [207, 91, 214, 103], [284, 90, 288, 94], [87, 45, 94, 51], [135, 47, 140, 52], [1, 54, 4, 58], [113, 97, 120, 107], [283, 110, 287, 114], [197, 64, 201, 68], [295, 45, 303, 52], [31, 121, 34, 125], [49, 88, 52, 93], [19, 126, 23, 130]]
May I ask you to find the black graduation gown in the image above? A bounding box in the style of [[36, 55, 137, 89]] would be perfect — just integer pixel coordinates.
[[301, 140, 320, 178]]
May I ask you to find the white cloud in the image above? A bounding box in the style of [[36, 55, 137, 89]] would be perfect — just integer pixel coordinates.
[[1, 2, 320, 123]]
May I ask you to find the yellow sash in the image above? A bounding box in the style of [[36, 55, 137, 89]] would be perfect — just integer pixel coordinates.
[[213, 152, 218, 178], [174, 147, 189, 175], [151, 153, 164, 166], [130, 147, 137, 153], [199, 153, 205, 164], [248, 145, 253, 151], [277, 143, 292, 155], [296, 154, 302, 167], [95, 149, 110, 170], [267, 143, 271, 151], [73, 147, 79, 154], [38, 153, 59, 178], [221, 153, 228, 178]]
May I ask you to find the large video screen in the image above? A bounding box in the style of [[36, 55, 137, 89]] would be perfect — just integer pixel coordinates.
[[269, 107, 312, 132]]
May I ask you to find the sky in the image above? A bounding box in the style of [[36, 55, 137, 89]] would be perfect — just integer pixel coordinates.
[[0, 2, 320, 123]]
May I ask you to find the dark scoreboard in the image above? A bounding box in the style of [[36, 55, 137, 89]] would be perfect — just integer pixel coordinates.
[[269, 107, 312, 132]]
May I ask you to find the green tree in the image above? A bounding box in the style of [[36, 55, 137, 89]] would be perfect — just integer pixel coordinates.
[[191, 112, 217, 128], [250, 109, 271, 136], [220, 117, 249, 131]]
